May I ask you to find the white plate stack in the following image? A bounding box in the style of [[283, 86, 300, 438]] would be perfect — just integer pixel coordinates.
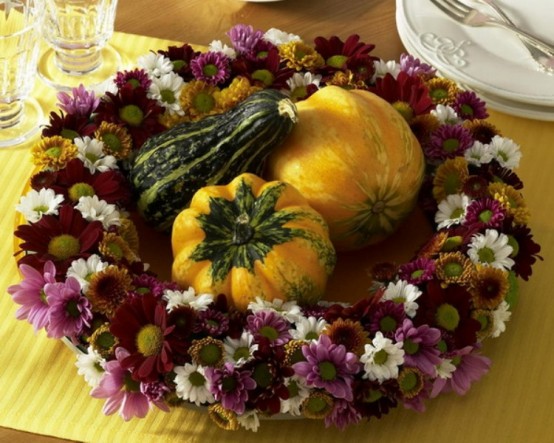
[[396, 0, 554, 120]]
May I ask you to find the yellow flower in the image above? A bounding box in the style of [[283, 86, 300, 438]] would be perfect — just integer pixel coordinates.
[[94, 122, 133, 159], [489, 182, 530, 225], [179, 80, 223, 121], [208, 404, 240, 431], [463, 119, 501, 143], [324, 318, 369, 356], [99, 232, 139, 263], [88, 323, 119, 359], [86, 266, 133, 317], [278, 41, 324, 71], [432, 156, 469, 202], [435, 252, 475, 286], [31, 136, 77, 170], [470, 264, 509, 309], [214, 76, 260, 111], [425, 77, 460, 105]]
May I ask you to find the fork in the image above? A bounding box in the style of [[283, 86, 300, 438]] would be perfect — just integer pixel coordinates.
[[430, 0, 554, 58], [475, 0, 554, 73]]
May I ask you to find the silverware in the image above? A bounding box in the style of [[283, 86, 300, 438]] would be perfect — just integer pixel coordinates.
[[430, 0, 554, 58], [474, 0, 554, 73]]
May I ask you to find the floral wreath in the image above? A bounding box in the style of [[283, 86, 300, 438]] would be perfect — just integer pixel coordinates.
[[9, 25, 542, 432]]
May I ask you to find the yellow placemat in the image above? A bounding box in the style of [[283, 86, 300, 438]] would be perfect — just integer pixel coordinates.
[[1, 31, 554, 443]]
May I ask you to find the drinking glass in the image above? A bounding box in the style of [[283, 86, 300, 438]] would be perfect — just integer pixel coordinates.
[[38, 0, 120, 91], [0, 0, 44, 148]]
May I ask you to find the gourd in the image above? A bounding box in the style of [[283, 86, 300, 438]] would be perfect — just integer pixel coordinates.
[[266, 85, 425, 251], [130, 89, 298, 232], [171, 173, 336, 311]]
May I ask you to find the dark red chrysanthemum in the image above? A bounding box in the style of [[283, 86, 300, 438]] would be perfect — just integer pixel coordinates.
[[15, 204, 103, 276], [93, 84, 165, 148], [232, 47, 295, 89], [352, 379, 399, 420], [42, 110, 97, 140], [114, 68, 152, 90], [472, 161, 524, 190], [415, 280, 480, 350], [158, 44, 201, 81], [371, 71, 435, 121], [110, 293, 178, 382], [501, 218, 543, 281], [48, 158, 132, 207]]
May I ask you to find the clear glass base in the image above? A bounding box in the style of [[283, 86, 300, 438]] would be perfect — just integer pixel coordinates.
[[0, 98, 43, 148], [37, 44, 121, 92]]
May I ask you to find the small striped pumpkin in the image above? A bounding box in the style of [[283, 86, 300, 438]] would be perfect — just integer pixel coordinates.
[[171, 173, 336, 311]]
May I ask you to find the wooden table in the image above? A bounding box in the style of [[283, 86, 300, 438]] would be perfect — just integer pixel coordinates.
[[1, 0, 553, 442]]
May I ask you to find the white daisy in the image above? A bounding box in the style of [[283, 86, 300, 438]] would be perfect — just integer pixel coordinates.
[[491, 300, 512, 338], [488, 135, 521, 170], [360, 332, 405, 383], [381, 280, 422, 318], [247, 296, 303, 323], [280, 375, 310, 416], [436, 358, 456, 379], [74, 136, 118, 173], [75, 195, 121, 229], [237, 410, 260, 432], [137, 52, 174, 78], [290, 316, 328, 341], [435, 193, 471, 229], [162, 287, 214, 312], [16, 188, 65, 223], [208, 39, 237, 59], [174, 363, 215, 406], [75, 346, 106, 388], [284, 72, 322, 99], [464, 140, 493, 167], [148, 71, 185, 116], [223, 331, 258, 365], [431, 104, 461, 124], [468, 229, 514, 270], [66, 254, 109, 292], [263, 28, 301, 45], [372, 59, 400, 80]]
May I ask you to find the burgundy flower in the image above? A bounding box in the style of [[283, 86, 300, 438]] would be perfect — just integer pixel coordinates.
[[324, 399, 362, 430], [398, 257, 436, 285], [464, 198, 505, 229], [158, 44, 200, 81], [42, 110, 97, 139], [425, 124, 474, 160], [232, 48, 294, 89], [246, 310, 291, 347], [110, 293, 178, 382], [130, 274, 179, 298], [193, 308, 230, 336], [415, 280, 480, 350], [15, 204, 103, 276], [472, 161, 523, 190], [94, 84, 165, 148], [368, 300, 407, 339], [352, 379, 399, 420], [114, 68, 152, 90], [453, 90, 488, 120], [371, 71, 434, 120], [48, 158, 132, 207], [500, 219, 542, 281], [190, 51, 231, 85]]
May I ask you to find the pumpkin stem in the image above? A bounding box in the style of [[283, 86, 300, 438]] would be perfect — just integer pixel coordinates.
[[232, 213, 254, 245]]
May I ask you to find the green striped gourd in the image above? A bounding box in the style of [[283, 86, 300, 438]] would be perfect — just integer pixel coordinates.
[[129, 89, 298, 231]]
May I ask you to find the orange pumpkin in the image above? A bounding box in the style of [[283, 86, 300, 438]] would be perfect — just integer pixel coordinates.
[[171, 173, 336, 311], [266, 86, 425, 251]]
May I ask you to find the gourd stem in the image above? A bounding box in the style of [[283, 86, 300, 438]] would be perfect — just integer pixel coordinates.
[[232, 213, 254, 245]]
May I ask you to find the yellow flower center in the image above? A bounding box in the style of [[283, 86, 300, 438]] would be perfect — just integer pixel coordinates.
[[136, 324, 164, 356], [48, 234, 80, 260]]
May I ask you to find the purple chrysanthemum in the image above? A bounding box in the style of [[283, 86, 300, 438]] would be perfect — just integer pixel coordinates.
[[398, 257, 436, 285], [464, 197, 505, 229], [91, 347, 168, 421], [246, 310, 292, 346], [426, 124, 474, 160], [293, 334, 359, 401], [395, 319, 442, 377], [190, 51, 231, 85], [45, 276, 93, 339], [227, 24, 264, 55], [453, 90, 488, 120], [140, 380, 171, 403], [193, 308, 230, 336], [324, 398, 362, 430], [114, 68, 152, 90], [7, 261, 57, 332], [368, 300, 406, 339], [205, 362, 256, 414], [56, 84, 100, 117], [399, 53, 436, 79], [430, 345, 491, 397]]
